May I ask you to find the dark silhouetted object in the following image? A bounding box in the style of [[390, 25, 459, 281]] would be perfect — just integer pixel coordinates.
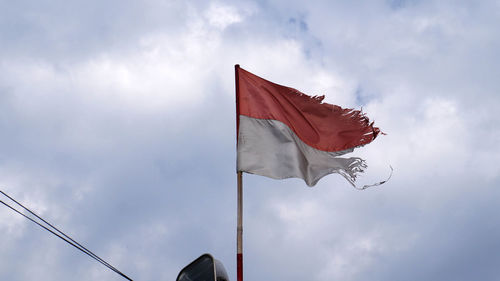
[[176, 254, 229, 281]]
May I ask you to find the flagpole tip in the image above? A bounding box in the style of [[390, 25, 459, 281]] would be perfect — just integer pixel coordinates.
[[235, 64, 240, 69]]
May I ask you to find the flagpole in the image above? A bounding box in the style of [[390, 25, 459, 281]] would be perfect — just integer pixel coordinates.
[[237, 171, 243, 281], [235, 64, 243, 281]]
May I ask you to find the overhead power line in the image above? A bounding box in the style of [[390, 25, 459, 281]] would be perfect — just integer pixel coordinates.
[[0, 190, 133, 281]]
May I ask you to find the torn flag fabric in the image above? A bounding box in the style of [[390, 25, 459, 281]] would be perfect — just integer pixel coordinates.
[[236, 66, 381, 187]]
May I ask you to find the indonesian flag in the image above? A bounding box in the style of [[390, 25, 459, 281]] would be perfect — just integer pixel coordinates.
[[236, 65, 382, 187]]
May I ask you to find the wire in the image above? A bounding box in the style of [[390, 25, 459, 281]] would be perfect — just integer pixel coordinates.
[[0, 191, 123, 277], [0, 190, 133, 281]]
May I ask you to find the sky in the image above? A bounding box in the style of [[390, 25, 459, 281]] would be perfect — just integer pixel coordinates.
[[0, 0, 499, 280]]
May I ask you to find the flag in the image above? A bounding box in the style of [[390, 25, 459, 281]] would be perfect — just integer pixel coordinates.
[[236, 65, 381, 187]]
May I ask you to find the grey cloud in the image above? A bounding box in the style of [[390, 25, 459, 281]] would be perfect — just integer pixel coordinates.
[[1, 1, 499, 281]]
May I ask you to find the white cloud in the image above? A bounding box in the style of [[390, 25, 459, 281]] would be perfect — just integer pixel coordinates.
[[1, 1, 500, 281], [205, 2, 244, 29]]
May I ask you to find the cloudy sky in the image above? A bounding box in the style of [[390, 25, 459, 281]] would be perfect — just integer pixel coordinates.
[[1, 0, 499, 280]]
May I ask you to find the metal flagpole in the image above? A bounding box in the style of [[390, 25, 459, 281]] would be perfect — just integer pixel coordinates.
[[235, 64, 243, 281], [237, 171, 243, 281]]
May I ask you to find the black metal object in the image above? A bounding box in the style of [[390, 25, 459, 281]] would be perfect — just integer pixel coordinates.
[[176, 253, 229, 281]]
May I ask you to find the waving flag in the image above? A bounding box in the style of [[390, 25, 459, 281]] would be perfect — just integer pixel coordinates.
[[236, 65, 381, 187]]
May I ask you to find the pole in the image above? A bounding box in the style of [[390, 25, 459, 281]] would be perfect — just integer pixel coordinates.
[[237, 171, 243, 281], [235, 64, 243, 281]]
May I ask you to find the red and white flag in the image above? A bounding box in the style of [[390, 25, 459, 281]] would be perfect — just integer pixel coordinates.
[[236, 66, 382, 187]]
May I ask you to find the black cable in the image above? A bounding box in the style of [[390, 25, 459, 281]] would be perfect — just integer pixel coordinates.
[[0, 199, 128, 279], [0, 190, 119, 275], [0, 190, 133, 281]]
